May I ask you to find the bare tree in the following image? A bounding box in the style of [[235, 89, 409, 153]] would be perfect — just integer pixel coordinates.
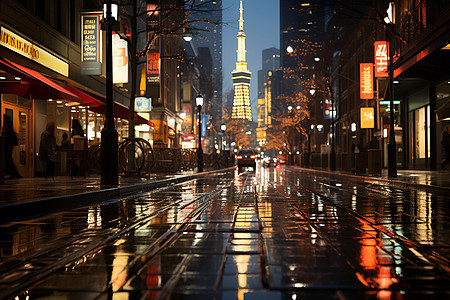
[[116, 0, 219, 139]]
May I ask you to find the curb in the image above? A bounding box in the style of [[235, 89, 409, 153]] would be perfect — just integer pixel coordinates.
[[0, 167, 236, 224], [294, 166, 450, 192]]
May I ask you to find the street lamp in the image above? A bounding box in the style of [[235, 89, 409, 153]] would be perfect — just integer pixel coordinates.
[[196, 94, 204, 172], [101, 0, 118, 186], [221, 123, 226, 151], [386, 9, 397, 177]]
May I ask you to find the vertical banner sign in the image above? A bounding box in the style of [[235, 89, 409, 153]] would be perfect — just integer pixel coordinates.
[[360, 107, 375, 129], [374, 41, 389, 77], [360, 63, 373, 99], [112, 33, 128, 83], [81, 14, 101, 75], [147, 51, 160, 82], [323, 94, 333, 120]]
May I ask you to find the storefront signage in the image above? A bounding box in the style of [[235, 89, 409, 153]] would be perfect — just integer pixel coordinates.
[[147, 51, 160, 82], [323, 95, 333, 120], [374, 41, 389, 77], [135, 97, 151, 112], [112, 33, 128, 83], [360, 63, 373, 99], [183, 135, 195, 141], [81, 13, 102, 75], [0, 26, 68, 76], [360, 107, 375, 129]]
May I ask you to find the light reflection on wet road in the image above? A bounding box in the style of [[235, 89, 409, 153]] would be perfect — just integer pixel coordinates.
[[0, 165, 449, 299]]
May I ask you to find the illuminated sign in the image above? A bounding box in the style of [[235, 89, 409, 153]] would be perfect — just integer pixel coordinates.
[[147, 51, 159, 80], [183, 135, 196, 141], [374, 41, 389, 77], [112, 33, 128, 83], [379, 100, 400, 105], [360, 107, 375, 129], [360, 63, 373, 99], [81, 13, 101, 75], [323, 95, 333, 120], [0, 27, 68, 76], [135, 97, 151, 112]]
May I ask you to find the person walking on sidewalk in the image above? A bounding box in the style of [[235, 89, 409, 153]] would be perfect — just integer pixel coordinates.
[[1, 114, 22, 179], [441, 125, 450, 170], [39, 122, 57, 178]]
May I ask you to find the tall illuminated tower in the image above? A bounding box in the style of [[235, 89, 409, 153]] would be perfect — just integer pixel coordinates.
[[231, 0, 252, 121]]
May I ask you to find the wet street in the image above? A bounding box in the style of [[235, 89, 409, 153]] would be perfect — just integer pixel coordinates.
[[0, 165, 449, 300]]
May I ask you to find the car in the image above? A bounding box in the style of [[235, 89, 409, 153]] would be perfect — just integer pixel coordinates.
[[276, 156, 286, 164], [264, 158, 275, 167], [237, 149, 257, 169]]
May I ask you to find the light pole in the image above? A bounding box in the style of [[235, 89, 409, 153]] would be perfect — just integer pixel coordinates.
[[326, 79, 336, 171], [387, 23, 397, 177], [101, 0, 118, 186], [221, 123, 226, 151], [196, 94, 204, 172]]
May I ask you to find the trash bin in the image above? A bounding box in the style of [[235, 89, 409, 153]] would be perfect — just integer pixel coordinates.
[[368, 149, 382, 176], [355, 152, 367, 174]]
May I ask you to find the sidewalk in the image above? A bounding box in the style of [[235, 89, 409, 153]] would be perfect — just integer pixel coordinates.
[[0, 171, 204, 224], [296, 166, 450, 191], [1, 167, 449, 224]]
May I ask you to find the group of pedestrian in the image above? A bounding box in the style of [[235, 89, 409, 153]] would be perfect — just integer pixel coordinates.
[[2, 115, 84, 179]]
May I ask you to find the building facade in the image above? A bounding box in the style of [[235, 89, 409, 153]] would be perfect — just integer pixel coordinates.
[[0, 0, 141, 177]]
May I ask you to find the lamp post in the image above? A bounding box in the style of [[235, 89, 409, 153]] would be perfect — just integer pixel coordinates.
[[221, 123, 226, 151], [387, 23, 397, 177], [101, 0, 118, 186], [221, 123, 227, 166], [196, 94, 204, 172]]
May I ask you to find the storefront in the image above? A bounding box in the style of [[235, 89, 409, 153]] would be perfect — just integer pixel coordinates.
[[0, 27, 148, 177]]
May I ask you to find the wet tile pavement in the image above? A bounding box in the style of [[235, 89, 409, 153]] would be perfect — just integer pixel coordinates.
[[0, 166, 449, 299]]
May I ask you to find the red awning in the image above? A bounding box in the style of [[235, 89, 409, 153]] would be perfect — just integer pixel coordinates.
[[0, 57, 80, 102], [85, 92, 149, 125], [63, 84, 103, 108]]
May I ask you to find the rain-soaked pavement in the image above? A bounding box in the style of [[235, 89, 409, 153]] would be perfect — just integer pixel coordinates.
[[0, 165, 449, 299]]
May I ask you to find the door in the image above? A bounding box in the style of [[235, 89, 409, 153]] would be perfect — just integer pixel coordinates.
[[2, 104, 33, 177]]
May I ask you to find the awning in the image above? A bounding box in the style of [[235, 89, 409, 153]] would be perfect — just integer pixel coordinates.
[[436, 99, 450, 120], [63, 84, 103, 108], [0, 57, 80, 102]]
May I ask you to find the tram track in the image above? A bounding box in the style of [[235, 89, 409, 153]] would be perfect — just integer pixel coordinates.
[[0, 173, 234, 300], [271, 169, 450, 290]]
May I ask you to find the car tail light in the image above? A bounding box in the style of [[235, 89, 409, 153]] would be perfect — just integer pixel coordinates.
[[237, 155, 243, 159], [250, 155, 256, 159]]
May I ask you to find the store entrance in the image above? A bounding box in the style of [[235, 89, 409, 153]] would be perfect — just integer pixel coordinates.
[[2, 104, 33, 177]]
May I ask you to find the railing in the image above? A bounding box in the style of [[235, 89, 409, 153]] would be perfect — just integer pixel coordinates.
[[87, 138, 232, 175]]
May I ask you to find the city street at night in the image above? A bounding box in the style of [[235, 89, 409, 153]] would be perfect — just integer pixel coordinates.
[[1, 0, 450, 299], [0, 165, 449, 299]]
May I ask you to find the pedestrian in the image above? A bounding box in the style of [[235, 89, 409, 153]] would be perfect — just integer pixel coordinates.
[[441, 125, 450, 170], [71, 119, 84, 138], [39, 121, 57, 178], [1, 114, 22, 179], [61, 132, 70, 149]]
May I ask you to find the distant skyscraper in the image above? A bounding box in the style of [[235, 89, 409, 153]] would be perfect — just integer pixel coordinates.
[[257, 48, 280, 145], [231, 0, 252, 121], [188, 0, 222, 129]]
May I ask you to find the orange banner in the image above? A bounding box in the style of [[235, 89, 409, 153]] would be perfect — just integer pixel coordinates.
[[374, 41, 389, 77], [360, 63, 373, 99]]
